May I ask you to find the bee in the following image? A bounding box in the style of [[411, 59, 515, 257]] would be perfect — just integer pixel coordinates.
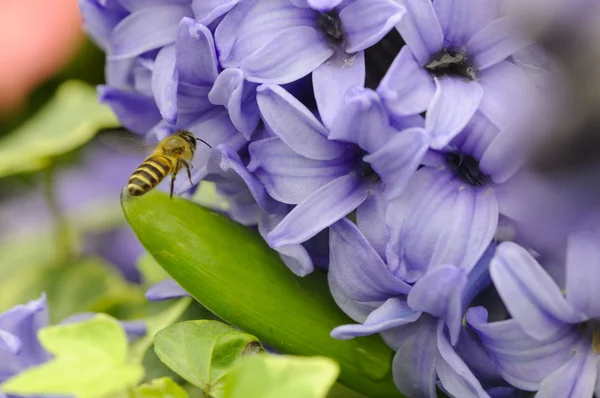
[[126, 130, 211, 198]]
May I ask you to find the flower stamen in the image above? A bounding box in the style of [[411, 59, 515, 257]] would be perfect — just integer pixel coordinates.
[[319, 11, 344, 44], [425, 49, 477, 81], [446, 153, 489, 186]]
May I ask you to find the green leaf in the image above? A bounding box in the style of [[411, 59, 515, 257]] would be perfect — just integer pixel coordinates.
[[223, 355, 339, 398], [121, 191, 402, 398], [130, 377, 189, 398], [1, 314, 144, 398], [154, 320, 262, 397], [137, 252, 171, 288], [129, 297, 192, 364], [0, 80, 117, 178]]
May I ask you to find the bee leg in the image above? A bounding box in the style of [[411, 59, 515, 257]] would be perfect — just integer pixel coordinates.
[[170, 172, 176, 199], [181, 159, 193, 187]]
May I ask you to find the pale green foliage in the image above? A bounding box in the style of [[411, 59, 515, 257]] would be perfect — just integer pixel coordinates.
[[154, 320, 262, 398], [130, 377, 189, 398], [129, 297, 192, 364], [0, 80, 117, 178], [223, 355, 340, 398], [1, 314, 144, 398]]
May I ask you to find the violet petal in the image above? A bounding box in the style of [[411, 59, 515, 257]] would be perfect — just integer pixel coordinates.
[[426, 77, 483, 150], [394, 0, 444, 64], [97, 85, 161, 134], [434, 0, 499, 49], [145, 279, 190, 301], [566, 228, 600, 319], [152, 44, 178, 124], [339, 0, 405, 53], [109, 5, 192, 59], [408, 265, 467, 345], [241, 26, 333, 84], [176, 17, 219, 86], [312, 51, 365, 129], [378, 46, 436, 117], [192, 0, 240, 25], [266, 173, 369, 247], [331, 298, 421, 340], [490, 241, 583, 341], [256, 84, 347, 160], [364, 127, 429, 200]]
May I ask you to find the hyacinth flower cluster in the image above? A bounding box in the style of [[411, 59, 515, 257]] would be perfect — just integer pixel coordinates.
[[79, 0, 600, 396]]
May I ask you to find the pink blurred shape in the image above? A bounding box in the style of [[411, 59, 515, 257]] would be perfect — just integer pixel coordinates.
[[0, 0, 84, 115]]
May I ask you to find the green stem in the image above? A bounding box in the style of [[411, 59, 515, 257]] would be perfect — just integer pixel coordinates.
[[43, 164, 72, 264]]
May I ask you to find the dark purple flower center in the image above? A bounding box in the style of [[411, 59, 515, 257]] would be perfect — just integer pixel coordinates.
[[318, 11, 344, 44], [426, 49, 477, 81], [446, 152, 489, 186]]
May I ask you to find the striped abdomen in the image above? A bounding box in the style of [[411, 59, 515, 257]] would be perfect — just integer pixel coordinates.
[[127, 156, 173, 196]]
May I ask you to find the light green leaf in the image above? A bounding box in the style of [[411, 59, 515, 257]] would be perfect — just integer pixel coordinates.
[[121, 191, 402, 398], [129, 297, 192, 364], [137, 252, 171, 288], [130, 377, 189, 398], [154, 320, 262, 398], [0, 80, 117, 178], [1, 314, 144, 398], [223, 355, 339, 398]]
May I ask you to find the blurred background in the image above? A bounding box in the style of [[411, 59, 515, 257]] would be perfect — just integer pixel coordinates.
[[0, 0, 152, 324]]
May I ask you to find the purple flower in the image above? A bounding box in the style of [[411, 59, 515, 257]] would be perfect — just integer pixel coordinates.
[[468, 237, 600, 396], [0, 294, 51, 393], [378, 0, 532, 148], [214, 0, 405, 127], [326, 217, 497, 396], [254, 84, 427, 248]]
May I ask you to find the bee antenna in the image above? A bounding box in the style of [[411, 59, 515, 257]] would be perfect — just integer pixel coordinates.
[[195, 137, 212, 149]]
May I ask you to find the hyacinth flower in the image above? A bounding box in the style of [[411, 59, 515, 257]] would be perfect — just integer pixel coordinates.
[[326, 214, 499, 397], [378, 0, 532, 148], [0, 295, 52, 397], [214, 0, 405, 127], [468, 234, 600, 397], [253, 84, 428, 248]]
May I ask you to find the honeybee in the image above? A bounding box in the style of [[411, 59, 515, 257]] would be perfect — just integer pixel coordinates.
[[126, 130, 211, 198]]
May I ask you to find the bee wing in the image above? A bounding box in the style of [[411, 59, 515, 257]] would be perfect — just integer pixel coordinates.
[[96, 127, 157, 155]]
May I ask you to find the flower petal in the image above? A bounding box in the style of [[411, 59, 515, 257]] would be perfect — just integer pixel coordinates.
[[356, 185, 389, 260], [408, 265, 467, 345], [377, 46, 436, 117], [266, 173, 369, 247], [192, 0, 240, 25], [466, 306, 579, 391], [328, 218, 411, 306], [241, 26, 334, 84], [109, 5, 192, 59], [536, 341, 597, 398], [259, 212, 315, 276], [176, 17, 219, 87], [0, 330, 21, 354], [256, 84, 348, 160], [329, 87, 397, 154], [206, 143, 282, 215], [426, 77, 483, 150], [436, 327, 489, 398], [394, 0, 443, 65], [364, 127, 428, 200], [339, 0, 405, 53], [467, 17, 532, 70], [79, 0, 127, 51], [391, 315, 439, 398], [490, 242, 583, 341], [478, 61, 533, 129], [434, 0, 500, 49], [247, 137, 355, 204], [306, 0, 342, 11], [386, 168, 498, 282], [215, 0, 317, 67], [209, 68, 259, 139], [312, 50, 365, 128], [452, 111, 499, 160], [152, 44, 178, 123], [332, 298, 421, 339], [145, 279, 190, 301], [566, 228, 600, 319], [97, 85, 161, 134], [105, 57, 136, 88]]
